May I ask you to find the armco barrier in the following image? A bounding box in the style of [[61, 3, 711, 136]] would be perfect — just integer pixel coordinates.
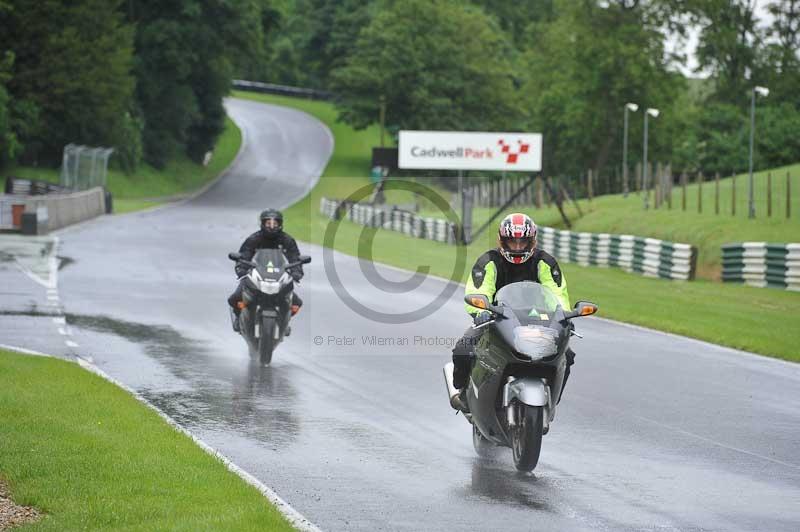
[[721, 243, 800, 291], [537, 227, 697, 280], [320, 198, 457, 244], [0, 187, 106, 233], [321, 197, 697, 280], [233, 80, 333, 101]]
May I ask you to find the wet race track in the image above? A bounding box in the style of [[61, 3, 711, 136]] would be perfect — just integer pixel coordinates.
[[2, 97, 800, 531]]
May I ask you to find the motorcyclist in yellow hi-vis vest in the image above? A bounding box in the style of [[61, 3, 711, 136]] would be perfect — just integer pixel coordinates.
[[450, 213, 575, 412]]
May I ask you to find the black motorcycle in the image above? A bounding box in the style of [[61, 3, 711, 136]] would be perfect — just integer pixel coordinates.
[[443, 281, 597, 472], [228, 249, 311, 364]]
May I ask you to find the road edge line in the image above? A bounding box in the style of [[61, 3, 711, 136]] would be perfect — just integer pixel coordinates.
[[72, 356, 323, 532], [0, 344, 321, 532]]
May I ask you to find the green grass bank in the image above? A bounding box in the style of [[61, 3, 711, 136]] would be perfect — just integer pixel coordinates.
[[7, 116, 242, 214], [234, 90, 800, 361], [0, 349, 296, 531], [447, 164, 800, 279]]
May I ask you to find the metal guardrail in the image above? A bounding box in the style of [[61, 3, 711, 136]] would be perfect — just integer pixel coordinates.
[[232, 80, 333, 101], [721, 243, 800, 291]]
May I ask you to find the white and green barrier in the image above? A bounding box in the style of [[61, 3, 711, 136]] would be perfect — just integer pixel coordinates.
[[721, 243, 800, 291], [321, 197, 697, 280], [537, 227, 697, 281], [320, 198, 457, 244]]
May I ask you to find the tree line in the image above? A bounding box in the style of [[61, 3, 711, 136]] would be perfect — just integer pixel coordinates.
[[0, 0, 264, 172], [258, 0, 799, 179], [1, 0, 798, 180]]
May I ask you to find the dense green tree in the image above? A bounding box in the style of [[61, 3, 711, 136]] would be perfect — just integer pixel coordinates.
[[521, 0, 684, 177], [129, 0, 263, 167], [470, 0, 556, 45], [691, 0, 762, 105], [0, 0, 136, 166], [330, 0, 524, 134]]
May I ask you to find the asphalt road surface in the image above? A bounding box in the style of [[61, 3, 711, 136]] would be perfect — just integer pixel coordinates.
[[2, 97, 799, 531]]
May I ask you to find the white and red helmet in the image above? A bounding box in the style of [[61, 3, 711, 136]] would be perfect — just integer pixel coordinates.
[[498, 213, 536, 264]]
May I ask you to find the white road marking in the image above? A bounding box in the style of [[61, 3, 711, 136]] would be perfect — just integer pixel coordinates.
[[65, 340, 79, 348], [75, 357, 322, 532]]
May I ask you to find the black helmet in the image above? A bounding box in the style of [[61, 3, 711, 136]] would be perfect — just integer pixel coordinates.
[[259, 209, 283, 234]]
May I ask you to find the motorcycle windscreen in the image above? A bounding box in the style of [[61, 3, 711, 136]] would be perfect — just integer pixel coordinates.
[[251, 249, 287, 280], [495, 281, 562, 320], [495, 281, 561, 359]]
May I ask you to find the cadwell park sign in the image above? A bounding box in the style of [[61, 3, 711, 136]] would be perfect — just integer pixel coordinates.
[[398, 130, 542, 172]]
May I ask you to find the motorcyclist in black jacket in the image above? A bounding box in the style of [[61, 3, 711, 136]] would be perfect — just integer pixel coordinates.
[[227, 209, 304, 332]]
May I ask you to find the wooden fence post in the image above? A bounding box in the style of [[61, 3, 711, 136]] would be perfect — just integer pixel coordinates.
[[535, 176, 543, 208], [681, 172, 687, 211], [715, 172, 720, 215], [654, 163, 661, 208], [767, 172, 772, 217], [697, 172, 703, 214], [635, 162, 642, 194], [666, 166, 672, 210], [588, 169, 594, 202]]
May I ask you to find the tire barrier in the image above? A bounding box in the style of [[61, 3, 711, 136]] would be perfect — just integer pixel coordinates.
[[320, 198, 457, 244], [721, 243, 800, 291], [537, 227, 697, 281], [4, 177, 69, 196], [0, 187, 106, 233]]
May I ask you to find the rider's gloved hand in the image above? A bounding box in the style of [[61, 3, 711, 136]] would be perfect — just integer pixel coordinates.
[[473, 311, 493, 327], [289, 268, 303, 282], [235, 266, 249, 278]]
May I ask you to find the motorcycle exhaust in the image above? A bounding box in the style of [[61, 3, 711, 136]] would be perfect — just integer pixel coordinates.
[[443, 362, 465, 412]]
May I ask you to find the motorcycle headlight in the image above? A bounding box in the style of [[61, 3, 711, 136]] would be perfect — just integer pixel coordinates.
[[259, 280, 280, 294], [513, 326, 558, 360]]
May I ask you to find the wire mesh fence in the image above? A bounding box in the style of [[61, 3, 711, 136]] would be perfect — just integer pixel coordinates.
[[59, 144, 114, 191]]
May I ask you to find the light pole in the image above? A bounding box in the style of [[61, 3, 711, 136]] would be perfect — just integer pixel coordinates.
[[623, 103, 639, 197], [642, 107, 659, 210], [748, 86, 769, 219]]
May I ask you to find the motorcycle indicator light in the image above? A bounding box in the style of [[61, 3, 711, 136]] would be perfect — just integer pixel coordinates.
[[580, 305, 597, 316], [236, 301, 247, 309], [469, 297, 487, 309]]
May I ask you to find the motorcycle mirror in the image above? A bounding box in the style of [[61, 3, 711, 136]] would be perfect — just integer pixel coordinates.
[[464, 294, 505, 317], [465, 294, 490, 310], [228, 252, 242, 261], [299, 255, 312, 265], [565, 301, 598, 319]]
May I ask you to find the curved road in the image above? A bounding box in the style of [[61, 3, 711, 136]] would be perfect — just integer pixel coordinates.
[[2, 97, 799, 531]]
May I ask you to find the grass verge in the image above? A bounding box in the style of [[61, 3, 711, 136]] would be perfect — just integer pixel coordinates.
[[228, 91, 800, 361], [437, 164, 800, 279], [6, 116, 242, 215], [0, 349, 296, 531]]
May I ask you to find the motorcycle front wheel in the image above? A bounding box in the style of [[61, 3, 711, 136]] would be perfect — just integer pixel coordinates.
[[511, 402, 543, 472], [258, 316, 277, 365]]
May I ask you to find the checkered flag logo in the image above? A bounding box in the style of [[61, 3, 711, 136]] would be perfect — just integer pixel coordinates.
[[497, 139, 530, 164]]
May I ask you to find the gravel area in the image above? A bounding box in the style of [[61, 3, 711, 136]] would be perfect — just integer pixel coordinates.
[[0, 480, 41, 530]]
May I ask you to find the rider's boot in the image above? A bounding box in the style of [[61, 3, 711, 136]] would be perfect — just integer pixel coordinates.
[[230, 307, 240, 333]]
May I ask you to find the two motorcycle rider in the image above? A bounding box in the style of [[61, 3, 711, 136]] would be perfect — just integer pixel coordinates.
[[227, 209, 304, 332], [227, 210, 576, 407], [450, 212, 576, 412]]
